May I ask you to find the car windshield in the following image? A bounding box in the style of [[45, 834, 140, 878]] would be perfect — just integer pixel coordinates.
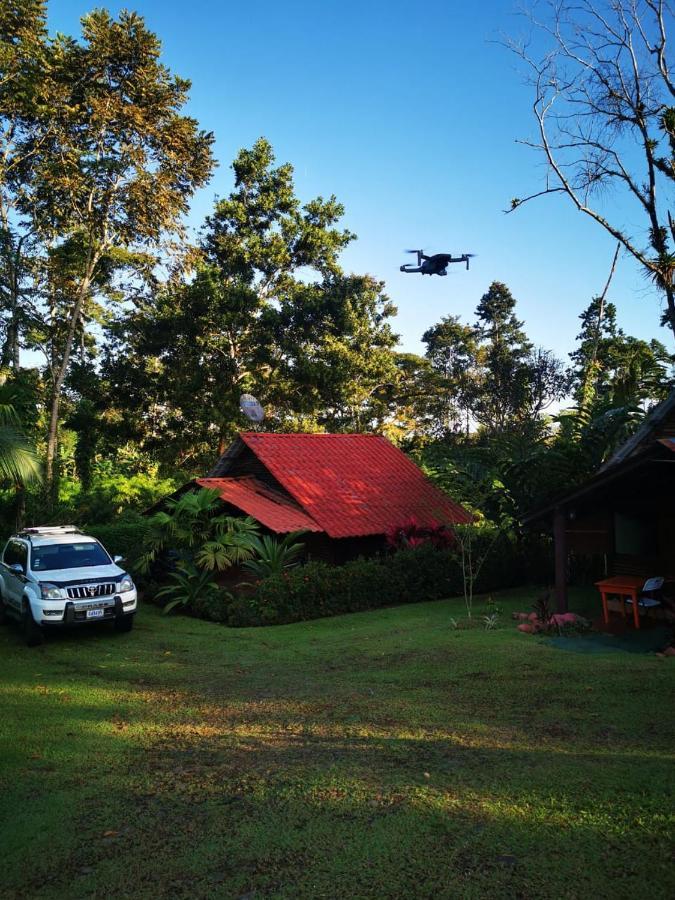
[[31, 542, 111, 571]]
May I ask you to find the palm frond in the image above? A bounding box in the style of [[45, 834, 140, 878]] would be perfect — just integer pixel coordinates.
[[0, 425, 42, 484]]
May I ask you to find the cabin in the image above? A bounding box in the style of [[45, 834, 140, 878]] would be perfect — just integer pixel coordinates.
[[524, 391, 675, 610], [162, 432, 472, 563]]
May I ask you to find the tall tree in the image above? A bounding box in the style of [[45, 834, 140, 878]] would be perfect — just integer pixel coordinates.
[[571, 296, 674, 408], [507, 0, 675, 338], [269, 274, 399, 432], [13, 8, 214, 488], [204, 137, 353, 293], [0, 0, 48, 369], [421, 315, 479, 436], [104, 140, 398, 467], [472, 282, 534, 434]]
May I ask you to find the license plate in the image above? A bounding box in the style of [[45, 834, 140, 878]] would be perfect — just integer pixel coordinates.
[[86, 609, 104, 619]]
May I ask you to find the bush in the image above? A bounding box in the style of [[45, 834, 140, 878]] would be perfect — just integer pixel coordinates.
[[229, 544, 468, 627], [85, 514, 149, 567], [192, 589, 232, 623], [225, 531, 551, 627]]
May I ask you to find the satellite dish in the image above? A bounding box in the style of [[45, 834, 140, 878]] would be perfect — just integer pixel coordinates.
[[240, 393, 265, 423]]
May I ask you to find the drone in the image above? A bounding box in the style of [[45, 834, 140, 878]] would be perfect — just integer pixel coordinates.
[[400, 249, 475, 276]]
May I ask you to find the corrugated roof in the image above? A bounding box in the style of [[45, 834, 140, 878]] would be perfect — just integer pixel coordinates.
[[237, 433, 472, 538], [196, 477, 322, 534]]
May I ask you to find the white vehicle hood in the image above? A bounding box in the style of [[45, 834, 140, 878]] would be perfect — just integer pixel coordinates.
[[33, 563, 126, 585]]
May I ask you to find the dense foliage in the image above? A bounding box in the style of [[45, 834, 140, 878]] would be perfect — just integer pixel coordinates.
[[0, 1, 672, 562], [226, 539, 550, 627]]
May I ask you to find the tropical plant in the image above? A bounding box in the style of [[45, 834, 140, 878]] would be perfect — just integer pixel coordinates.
[[0, 375, 41, 511], [195, 519, 259, 571], [137, 488, 259, 575], [155, 563, 220, 615], [386, 517, 456, 550], [482, 612, 499, 631], [241, 531, 307, 579], [532, 590, 553, 625]]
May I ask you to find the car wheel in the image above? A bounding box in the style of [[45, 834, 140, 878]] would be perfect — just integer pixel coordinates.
[[114, 614, 134, 633], [22, 601, 43, 647]]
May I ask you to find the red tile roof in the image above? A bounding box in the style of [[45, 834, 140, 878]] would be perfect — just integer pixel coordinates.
[[196, 477, 322, 534], [237, 433, 472, 538]]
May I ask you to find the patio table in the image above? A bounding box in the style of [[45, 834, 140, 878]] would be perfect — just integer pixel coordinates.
[[595, 575, 646, 629]]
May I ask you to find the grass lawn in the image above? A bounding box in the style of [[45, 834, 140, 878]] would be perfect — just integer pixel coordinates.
[[1, 588, 673, 899]]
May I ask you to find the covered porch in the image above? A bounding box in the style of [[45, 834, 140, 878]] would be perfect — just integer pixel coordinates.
[[527, 437, 675, 621]]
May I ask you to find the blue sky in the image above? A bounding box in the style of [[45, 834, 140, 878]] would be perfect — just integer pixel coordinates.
[[51, 0, 672, 362]]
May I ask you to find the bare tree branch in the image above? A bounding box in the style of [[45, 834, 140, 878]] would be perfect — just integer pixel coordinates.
[[504, 0, 675, 336]]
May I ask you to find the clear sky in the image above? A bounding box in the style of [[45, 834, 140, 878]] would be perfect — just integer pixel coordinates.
[[50, 0, 673, 363]]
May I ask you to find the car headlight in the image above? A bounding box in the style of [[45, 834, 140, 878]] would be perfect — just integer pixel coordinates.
[[40, 583, 63, 600], [119, 575, 134, 593]]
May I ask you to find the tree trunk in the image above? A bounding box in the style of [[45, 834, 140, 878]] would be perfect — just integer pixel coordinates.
[[44, 251, 99, 494], [45, 388, 60, 494], [664, 285, 675, 341], [14, 484, 26, 532]]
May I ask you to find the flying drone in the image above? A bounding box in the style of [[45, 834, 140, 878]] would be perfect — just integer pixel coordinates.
[[400, 249, 475, 276]]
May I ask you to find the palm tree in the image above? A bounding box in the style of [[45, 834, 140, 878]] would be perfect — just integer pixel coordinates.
[[0, 376, 41, 485], [0, 375, 42, 529]]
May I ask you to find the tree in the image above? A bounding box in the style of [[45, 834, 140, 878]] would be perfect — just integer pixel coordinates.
[[204, 137, 353, 293], [421, 315, 479, 435], [473, 281, 534, 433], [268, 274, 400, 433], [105, 140, 399, 464], [571, 296, 674, 408], [507, 0, 675, 337], [0, 1, 48, 369], [570, 297, 621, 405], [13, 9, 215, 488], [104, 263, 266, 466]]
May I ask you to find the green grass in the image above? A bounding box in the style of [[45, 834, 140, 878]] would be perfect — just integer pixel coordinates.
[[1, 588, 673, 899]]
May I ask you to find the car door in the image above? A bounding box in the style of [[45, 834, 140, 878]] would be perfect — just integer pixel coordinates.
[[2, 540, 26, 610]]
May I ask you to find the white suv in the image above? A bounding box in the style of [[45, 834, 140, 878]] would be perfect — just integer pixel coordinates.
[[0, 526, 137, 646]]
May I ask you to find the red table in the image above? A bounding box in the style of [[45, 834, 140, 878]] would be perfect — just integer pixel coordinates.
[[595, 575, 645, 629]]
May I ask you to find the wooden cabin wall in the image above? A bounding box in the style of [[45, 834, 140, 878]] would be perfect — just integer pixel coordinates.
[[565, 509, 613, 555]]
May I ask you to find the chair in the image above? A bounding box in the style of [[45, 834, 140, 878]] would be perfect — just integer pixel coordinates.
[[625, 577, 664, 616]]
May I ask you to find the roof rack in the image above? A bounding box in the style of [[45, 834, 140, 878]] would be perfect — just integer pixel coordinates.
[[19, 525, 82, 537]]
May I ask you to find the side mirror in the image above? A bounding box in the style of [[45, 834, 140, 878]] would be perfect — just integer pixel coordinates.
[[113, 555, 124, 564], [9, 563, 24, 575]]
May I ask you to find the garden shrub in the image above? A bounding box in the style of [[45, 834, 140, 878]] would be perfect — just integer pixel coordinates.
[[192, 589, 232, 623], [85, 514, 149, 567], [228, 543, 492, 627], [201, 530, 546, 627]]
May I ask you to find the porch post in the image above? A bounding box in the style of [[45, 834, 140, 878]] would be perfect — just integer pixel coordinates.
[[553, 506, 568, 613]]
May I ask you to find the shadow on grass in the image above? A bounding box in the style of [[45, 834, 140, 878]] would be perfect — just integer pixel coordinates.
[[2, 682, 673, 899]]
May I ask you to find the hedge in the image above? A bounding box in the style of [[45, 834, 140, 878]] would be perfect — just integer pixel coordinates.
[[226, 533, 550, 627], [85, 515, 149, 568]]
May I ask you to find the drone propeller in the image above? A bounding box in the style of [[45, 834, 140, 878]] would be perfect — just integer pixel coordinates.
[[404, 249, 423, 254]]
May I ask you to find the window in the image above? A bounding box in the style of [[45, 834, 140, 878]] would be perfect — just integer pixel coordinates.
[[3, 541, 19, 567], [30, 541, 111, 571], [614, 513, 654, 556], [15, 542, 27, 571], [4, 540, 26, 570]]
